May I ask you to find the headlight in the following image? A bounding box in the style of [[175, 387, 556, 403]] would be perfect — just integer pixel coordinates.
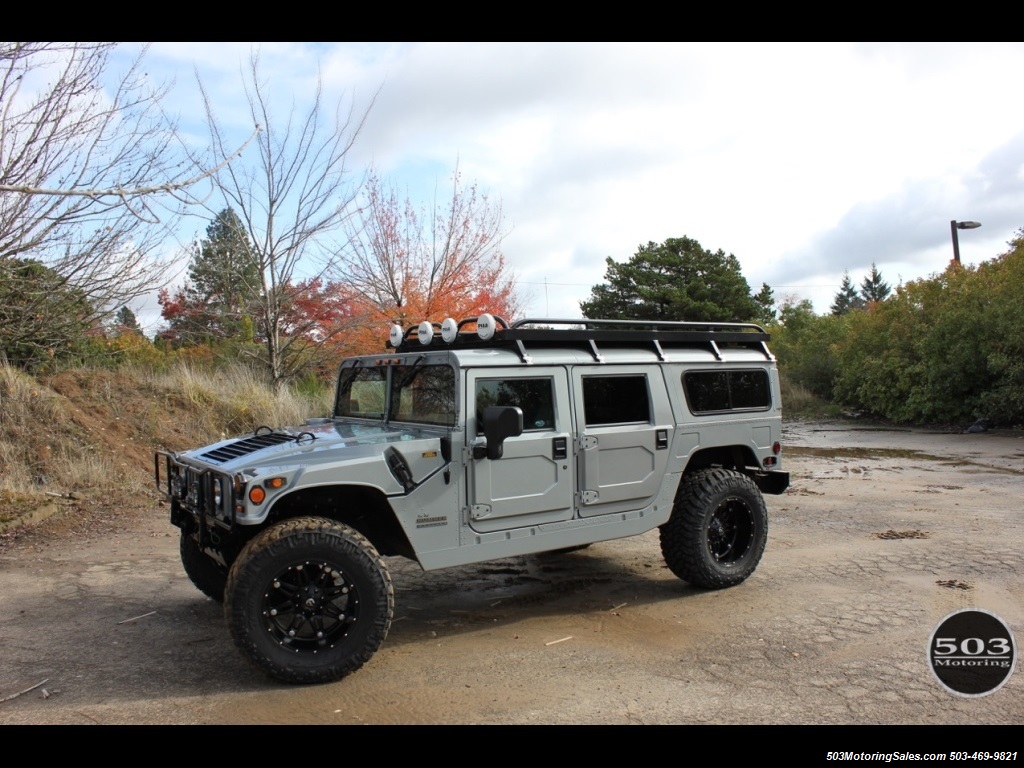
[[213, 478, 223, 510], [171, 471, 186, 499]]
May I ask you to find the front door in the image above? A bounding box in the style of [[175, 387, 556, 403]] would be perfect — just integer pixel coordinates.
[[466, 367, 574, 532]]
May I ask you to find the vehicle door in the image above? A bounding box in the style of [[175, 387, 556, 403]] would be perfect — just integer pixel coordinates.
[[466, 367, 574, 532], [572, 366, 674, 517]]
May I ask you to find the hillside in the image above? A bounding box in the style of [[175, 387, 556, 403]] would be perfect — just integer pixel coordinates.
[[0, 364, 329, 538]]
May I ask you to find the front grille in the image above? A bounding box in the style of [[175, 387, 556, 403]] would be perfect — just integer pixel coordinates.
[[200, 432, 295, 463]]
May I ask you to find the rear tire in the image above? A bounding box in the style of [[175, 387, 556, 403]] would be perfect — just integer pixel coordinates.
[[225, 517, 393, 685], [659, 469, 767, 589]]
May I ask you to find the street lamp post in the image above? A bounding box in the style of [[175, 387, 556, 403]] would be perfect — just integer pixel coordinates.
[[950, 220, 981, 264]]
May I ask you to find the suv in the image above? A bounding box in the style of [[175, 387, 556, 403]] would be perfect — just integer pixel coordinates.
[[156, 315, 789, 684]]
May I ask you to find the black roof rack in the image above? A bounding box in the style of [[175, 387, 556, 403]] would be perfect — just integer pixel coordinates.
[[389, 316, 774, 364]]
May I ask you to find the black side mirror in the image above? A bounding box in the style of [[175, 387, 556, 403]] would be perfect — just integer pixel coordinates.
[[481, 406, 523, 460]]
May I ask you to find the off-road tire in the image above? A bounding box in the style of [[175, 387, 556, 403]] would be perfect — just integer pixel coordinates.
[[180, 531, 228, 603], [225, 517, 394, 685], [659, 468, 767, 589]]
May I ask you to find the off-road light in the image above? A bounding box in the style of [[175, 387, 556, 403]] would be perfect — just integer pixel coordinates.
[[477, 313, 495, 341], [418, 321, 433, 345], [249, 486, 266, 505], [441, 317, 458, 343], [389, 324, 403, 348]]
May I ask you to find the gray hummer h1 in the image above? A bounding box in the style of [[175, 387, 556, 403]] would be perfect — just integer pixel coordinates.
[[156, 314, 789, 684]]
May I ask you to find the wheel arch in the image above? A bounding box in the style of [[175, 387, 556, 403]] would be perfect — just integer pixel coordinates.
[[680, 444, 788, 496], [264, 484, 416, 560], [682, 444, 759, 476]]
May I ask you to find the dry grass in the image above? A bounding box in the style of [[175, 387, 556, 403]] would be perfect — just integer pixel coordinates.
[[135, 364, 331, 435], [779, 374, 838, 419], [0, 361, 332, 506]]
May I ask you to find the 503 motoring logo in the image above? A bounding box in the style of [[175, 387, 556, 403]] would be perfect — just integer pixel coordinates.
[[928, 608, 1017, 697]]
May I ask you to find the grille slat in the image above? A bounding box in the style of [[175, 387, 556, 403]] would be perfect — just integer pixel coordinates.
[[200, 432, 295, 463]]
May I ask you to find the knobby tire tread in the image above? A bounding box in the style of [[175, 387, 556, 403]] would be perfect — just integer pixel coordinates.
[[225, 516, 394, 685], [659, 468, 767, 590]]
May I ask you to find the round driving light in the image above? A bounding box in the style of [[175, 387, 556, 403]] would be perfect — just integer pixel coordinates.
[[389, 324, 403, 348], [477, 313, 495, 341], [441, 317, 458, 343], [418, 321, 433, 345]]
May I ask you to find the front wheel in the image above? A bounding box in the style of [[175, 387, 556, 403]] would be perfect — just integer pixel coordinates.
[[659, 469, 768, 589], [225, 517, 394, 685], [180, 531, 228, 603]]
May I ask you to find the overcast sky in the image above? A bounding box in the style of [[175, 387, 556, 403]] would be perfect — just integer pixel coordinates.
[[131, 42, 1024, 329]]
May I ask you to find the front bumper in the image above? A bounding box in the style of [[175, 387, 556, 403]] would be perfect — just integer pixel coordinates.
[[155, 451, 240, 532]]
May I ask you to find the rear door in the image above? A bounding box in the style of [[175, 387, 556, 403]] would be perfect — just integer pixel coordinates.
[[571, 367, 674, 517]]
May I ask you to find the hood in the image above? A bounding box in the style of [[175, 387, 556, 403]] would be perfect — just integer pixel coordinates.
[[179, 419, 444, 473]]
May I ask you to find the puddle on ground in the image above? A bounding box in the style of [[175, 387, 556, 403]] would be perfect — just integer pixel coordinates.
[[784, 445, 1023, 476], [785, 446, 945, 461]]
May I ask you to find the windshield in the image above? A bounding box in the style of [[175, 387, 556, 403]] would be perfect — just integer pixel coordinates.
[[389, 363, 456, 426], [335, 366, 387, 419], [335, 362, 455, 427]]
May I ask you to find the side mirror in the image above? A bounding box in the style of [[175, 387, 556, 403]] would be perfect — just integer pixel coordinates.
[[481, 406, 523, 460]]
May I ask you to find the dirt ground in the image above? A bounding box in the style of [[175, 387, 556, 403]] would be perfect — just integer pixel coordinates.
[[0, 421, 1021, 726]]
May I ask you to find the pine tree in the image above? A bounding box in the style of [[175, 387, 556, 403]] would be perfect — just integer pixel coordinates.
[[113, 306, 143, 336], [859, 263, 892, 304], [579, 237, 760, 322], [831, 271, 864, 315], [186, 208, 261, 334], [752, 282, 776, 325], [160, 208, 261, 345]]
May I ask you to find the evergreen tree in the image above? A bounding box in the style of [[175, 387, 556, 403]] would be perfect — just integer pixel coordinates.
[[579, 236, 760, 322], [752, 282, 776, 325], [831, 271, 864, 315], [186, 208, 261, 334], [160, 208, 261, 345], [859, 263, 892, 304], [113, 306, 143, 336]]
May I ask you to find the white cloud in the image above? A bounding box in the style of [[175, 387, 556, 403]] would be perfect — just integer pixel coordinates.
[[132, 41, 1024, 329]]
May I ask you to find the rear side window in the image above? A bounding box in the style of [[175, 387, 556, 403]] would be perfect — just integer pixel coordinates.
[[581, 375, 651, 425], [683, 370, 770, 414]]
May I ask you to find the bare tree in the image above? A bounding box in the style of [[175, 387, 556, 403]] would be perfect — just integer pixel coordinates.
[[0, 42, 254, 366], [201, 50, 371, 390]]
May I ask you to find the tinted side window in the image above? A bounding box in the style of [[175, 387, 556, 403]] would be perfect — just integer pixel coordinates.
[[582, 375, 650, 426], [475, 378, 555, 433], [683, 370, 770, 413]]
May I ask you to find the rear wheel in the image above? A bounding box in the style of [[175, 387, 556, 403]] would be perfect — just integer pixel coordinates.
[[225, 517, 393, 685], [659, 469, 767, 589]]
